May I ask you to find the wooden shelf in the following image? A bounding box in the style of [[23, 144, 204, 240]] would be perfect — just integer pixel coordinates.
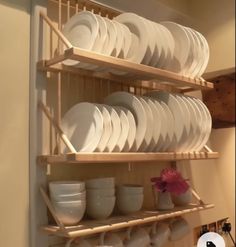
[[38, 151, 219, 164], [38, 47, 214, 92], [41, 203, 214, 238]]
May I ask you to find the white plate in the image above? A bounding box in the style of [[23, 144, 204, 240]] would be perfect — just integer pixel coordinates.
[[61, 102, 103, 153], [103, 105, 121, 152], [145, 91, 185, 146], [94, 104, 112, 152], [112, 107, 130, 152], [138, 96, 155, 151], [117, 106, 136, 152], [185, 96, 204, 151], [153, 99, 174, 152], [141, 96, 162, 152], [62, 11, 99, 66], [140, 17, 156, 66], [161, 21, 191, 74], [193, 98, 212, 151], [114, 13, 148, 64], [104, 91, 147, 152], [111, 20, 124, 57]]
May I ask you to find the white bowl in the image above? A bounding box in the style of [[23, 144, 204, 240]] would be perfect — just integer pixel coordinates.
[[49, 181, 85, 197], [87, 188, 115, 197], [116, 184, 144, 195], [52, 200, 86, 226], [86, 177, 115, 189], [117, 194, 143, 214], [171, 189, 192, 206], [86, 196, 115, 220], [51, 191, 86, 202]]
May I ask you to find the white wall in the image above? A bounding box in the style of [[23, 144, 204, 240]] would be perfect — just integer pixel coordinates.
[[0, 1, 30, 246]]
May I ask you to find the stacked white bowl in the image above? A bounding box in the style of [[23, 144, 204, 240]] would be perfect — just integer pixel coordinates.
[[49, 181, 86, 226], [116, 184, 144, 215], [86, 177, 116, 220]]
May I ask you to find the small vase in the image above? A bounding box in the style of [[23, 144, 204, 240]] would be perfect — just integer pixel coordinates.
[[154, 190, 175, 210], [171, 188, 192, 206]]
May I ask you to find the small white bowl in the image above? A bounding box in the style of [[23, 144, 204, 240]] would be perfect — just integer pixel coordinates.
[[51, 191, 86, 202], [86, 177, 115, 189], [86, 196, 116, 220], [52, 200, 86, 226], [116, 184, 144, 195], [87, 187, 115, 197], [49, 181, 85, 197], [117, 194, 143, 215]]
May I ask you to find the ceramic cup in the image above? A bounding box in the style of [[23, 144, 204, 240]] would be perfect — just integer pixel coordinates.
[[65, 238, 93, 247], [149, 222, 170, 247], [169, 217, 190, 241], [99, 232, 124, 247], [124, 227, 150, 247]]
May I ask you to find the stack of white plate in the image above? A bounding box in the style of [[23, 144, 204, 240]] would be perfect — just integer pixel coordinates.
[[49, 181, 86, 225], [116, 184, 144, 215], [61, 102, 136, 153], [62, 11, 209, 78], [86, 177, 116, 220]]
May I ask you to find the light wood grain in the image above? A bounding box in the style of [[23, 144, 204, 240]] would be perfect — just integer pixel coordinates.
[[41, 204, 214, 238]]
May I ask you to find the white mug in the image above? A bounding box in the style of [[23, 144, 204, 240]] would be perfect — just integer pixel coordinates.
[[65, 238, 93, 247], [124, 226, 150, 247], [99, 232, 124, 247], [169, 217, 190, 241], [150, 222, 170, 247]]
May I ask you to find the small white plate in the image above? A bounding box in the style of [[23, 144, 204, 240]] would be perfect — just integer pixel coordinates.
[[112, 107, 130, 152], [61, 102, 103, 153], [104, 91, 147, 152], [62, 11, 99, 66], [94, 104, 112, 152], [103, 105, 121, 152]]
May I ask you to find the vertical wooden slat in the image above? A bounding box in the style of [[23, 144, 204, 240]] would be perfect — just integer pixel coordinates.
[[67, 0, 70, 21], [57, 72, 62, 154], [75, 0, 79, 13]]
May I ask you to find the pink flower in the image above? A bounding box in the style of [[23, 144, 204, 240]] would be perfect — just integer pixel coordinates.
[[151, 168, 189, 195]]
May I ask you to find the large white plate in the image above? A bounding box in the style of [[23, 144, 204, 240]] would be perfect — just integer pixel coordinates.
[[117, 106, 136, 152], [144, 97, 163, 152], [94, 104, 112, 152], [161, 21, 191, 74], [145, 91, 185, 146], [103, 105, 121, 152], [104, 91, 147, 152], [62, 11, 99, 66], [61, 102, 103, 153], [138, 96, 155, 152], [112, 107, 130, 152], [114, 13, 148, 64], [110, 20, 124, 57]]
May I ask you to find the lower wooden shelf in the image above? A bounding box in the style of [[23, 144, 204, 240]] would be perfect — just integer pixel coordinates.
[[41, 203, 214, 238], [38, 152, 219, 165]]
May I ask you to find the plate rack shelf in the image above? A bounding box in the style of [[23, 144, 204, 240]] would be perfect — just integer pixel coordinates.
[[34, 0, 219, 244]]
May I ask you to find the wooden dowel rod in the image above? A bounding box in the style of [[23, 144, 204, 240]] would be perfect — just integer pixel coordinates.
[[204, 145, 213, 153], [67, 0, 71, 21], [57, 72, 62, 154], [38, 101, 77, 153], [40, 187, 66, 231], [191, 188, 205, 205], [40, 12, 72, 48]]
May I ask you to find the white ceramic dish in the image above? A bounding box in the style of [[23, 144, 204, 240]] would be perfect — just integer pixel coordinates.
[[117, 194, 144, 214], [94, 104, 112, 152], [112, 107, 130, 152], [86, 196, 115, 220], [103, 105, 121, 152], [161, 21, 191, 74], [141, 96, 161, 152], [104, 92, 147, 152], [52, 200, 86, 225], [61, 103, 104, 153], [137, 96, 154, 152], [117, 106, 136, 152], [114, 13, 148, 64], [62, 11, 99, 66], [86, 177, 115, 189]]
